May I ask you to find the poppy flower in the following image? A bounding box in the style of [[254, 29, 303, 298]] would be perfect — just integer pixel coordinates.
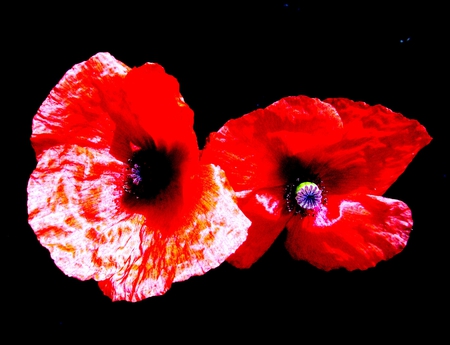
[[27, 52, 250, 302], [201, 95, 432, 270]]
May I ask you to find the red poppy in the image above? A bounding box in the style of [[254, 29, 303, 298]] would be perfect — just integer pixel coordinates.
[[201, 95, 432, 270], [27, 53, 250, 302]]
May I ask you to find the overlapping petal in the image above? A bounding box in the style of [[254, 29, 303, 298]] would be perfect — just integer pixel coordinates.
[[285, 194, 413, 271], [123, 63, 196, 151]]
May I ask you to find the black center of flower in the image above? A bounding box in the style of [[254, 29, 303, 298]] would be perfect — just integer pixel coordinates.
[[123, 146, 180, 201], [280, 156, 328, 216]]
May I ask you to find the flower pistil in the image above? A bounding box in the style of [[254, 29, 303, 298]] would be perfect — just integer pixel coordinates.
[[295, 182, 322, 209]]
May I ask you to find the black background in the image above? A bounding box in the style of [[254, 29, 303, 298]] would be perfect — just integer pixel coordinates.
[[7, 2, 447, 340]]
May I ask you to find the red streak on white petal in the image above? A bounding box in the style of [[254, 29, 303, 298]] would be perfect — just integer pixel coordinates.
[[27, 144, 142, 281], [98, 164, 250, 302], [174, 164, 250, 282], [31, 53, 131, 158]]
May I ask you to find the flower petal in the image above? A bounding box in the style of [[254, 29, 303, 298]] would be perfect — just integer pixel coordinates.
[[27, 144, 141, 281], [98, 164, 250, 301], [31, 52, 131, 159], [226, 187, 292, 268], [285, 194, 413, 271], [123, 63, 198, 154], [320, 98, 432, 195], [201, 96, 343, 193]]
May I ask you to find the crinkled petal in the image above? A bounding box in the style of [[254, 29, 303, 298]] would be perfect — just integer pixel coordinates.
[[27, 145, 141, 281], [201, 96, 343, 192], [226, 187, 292, 268], [98, 164, 250, 302], [320, 98, 432, 195], [285, 194, 413, 271], [31, 52, 131, 159]]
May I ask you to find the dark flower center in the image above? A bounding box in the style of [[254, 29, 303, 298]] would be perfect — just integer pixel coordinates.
[[123, 146, 179, 200], [280, 156, 327, 216]]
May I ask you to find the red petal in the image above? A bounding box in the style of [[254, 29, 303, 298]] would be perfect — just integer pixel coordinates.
[[226, 187, 292, 268], [98, 164, 250, 302], [27, 145, 140, 281], [201, 96, 343, 193], [320, 98, 432, 195], [285, 194, 413, 271], [31, 53, 131, 160], [123, 63, 198, 155]]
